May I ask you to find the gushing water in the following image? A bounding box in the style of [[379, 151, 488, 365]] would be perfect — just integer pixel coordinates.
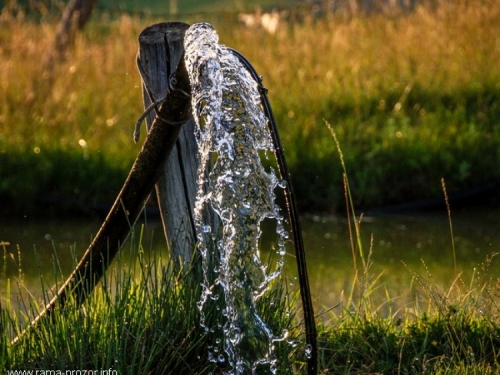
[[185, 23, 288, 374]]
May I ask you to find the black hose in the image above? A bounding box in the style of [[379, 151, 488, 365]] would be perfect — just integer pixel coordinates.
[[228, 47, 318, 375]]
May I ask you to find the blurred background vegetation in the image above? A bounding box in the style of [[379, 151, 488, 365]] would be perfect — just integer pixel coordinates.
[[0, 0, 499, 218]]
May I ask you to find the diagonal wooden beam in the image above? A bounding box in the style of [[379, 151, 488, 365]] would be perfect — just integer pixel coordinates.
[[13, 32, 192, 344]]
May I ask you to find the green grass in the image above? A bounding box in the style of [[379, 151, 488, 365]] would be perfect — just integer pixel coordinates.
[[2, 222, 500, 373], [1, 126, 499, 373], [315, 254, 500, 374], [0, 228, 298, 373], [1, 1, 500, 216], [311, 121, 500, 374], [0, 150, 125, 218]]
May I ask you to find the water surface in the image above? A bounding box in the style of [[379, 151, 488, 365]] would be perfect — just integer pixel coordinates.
[[1, 207, 499, 316]]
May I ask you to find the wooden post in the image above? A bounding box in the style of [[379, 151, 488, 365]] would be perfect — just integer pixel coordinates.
[[137, 22, 201, 272]]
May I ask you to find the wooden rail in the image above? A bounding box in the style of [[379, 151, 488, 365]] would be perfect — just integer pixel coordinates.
[[13, 22, 192, 343]]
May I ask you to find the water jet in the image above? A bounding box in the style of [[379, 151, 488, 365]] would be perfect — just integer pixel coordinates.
[[184, 22, 317, 374]]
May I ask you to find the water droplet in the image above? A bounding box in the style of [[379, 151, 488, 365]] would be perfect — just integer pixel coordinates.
[[208, 351, 217, 363], [272, 329, 289, 342], [305, 343, 313, 359]]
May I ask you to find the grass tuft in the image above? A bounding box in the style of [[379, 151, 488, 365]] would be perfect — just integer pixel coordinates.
[[0, 227, 299, 374]]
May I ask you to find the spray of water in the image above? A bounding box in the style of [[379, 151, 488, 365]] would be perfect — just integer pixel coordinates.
[[185, 23, 288, 374]]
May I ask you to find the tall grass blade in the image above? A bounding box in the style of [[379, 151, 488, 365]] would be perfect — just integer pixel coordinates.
[[326, 121, 365, 269], [441, 178, 458, 277]]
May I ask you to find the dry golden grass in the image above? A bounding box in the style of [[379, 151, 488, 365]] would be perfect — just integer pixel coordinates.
[[0, 12, 144, 166], [0, 0, 499, 212], [223, 0, 500, 121]]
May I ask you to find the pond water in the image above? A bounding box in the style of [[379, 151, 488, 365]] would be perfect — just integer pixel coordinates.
[[300, 207, 500, 318], [1, 206, 500, 319]]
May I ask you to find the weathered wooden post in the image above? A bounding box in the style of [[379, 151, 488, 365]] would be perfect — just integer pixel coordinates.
[[137, 22, 201, 272]]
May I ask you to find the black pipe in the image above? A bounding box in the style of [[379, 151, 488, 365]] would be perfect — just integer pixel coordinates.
[[228, 47, 318, 375]]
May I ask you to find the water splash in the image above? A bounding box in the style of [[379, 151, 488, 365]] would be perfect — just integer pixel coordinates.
[[185, 23, 288, 374]]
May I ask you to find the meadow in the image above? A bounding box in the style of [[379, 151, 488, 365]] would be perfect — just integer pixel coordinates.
[[1, 2, 500, 372], [1, 0, 499, 217]]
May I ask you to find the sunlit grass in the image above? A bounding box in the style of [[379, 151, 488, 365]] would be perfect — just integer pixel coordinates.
[[221, 0, 500, 211], [0, 12, 143, 163], [1, 0, 500, 216]]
